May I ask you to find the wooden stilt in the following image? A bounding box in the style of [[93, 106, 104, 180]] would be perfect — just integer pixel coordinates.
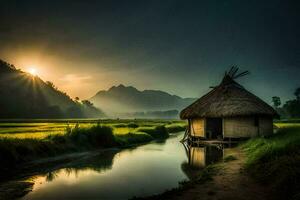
[[181, 127, 189, 142]]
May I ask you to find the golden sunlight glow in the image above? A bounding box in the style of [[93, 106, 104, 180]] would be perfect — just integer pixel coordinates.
[[28, 68, 37, 76]]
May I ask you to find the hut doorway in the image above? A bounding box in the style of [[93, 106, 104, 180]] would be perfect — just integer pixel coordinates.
[[206, 118, 223, 139]]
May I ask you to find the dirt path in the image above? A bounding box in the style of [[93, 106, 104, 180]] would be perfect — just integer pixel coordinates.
[[148, 148, 271, 200]]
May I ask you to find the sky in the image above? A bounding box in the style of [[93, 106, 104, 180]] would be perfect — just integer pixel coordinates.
[[0, 0, 299, 103]]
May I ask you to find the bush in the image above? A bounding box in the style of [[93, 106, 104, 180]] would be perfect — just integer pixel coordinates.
[[113, 124, 127, 128], [63, 125, 116, 148], [137, 125, 169, 139], [115, 132, 153, 146], [47, 134, 67, 144], [165, 125, 186, 133], [87, 125, 116, 147], [127, 123, 139, 128]]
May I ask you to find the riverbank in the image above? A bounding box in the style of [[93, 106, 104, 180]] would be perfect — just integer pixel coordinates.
[[0, 121, 186, 178], [0, 132, 187, 200], [137, 125, 300, 200], [135, 147, 271, 200], [0, 148, 120, 200]]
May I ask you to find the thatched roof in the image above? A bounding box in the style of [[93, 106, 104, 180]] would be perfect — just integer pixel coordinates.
[[180, 68, 279, 119]]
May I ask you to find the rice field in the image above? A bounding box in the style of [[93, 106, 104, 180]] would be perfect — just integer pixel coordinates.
[[0, 120, 296, 139], [274, 122, 300, 128], [0, 119, 187, 139], [0, 119, 297, 140]]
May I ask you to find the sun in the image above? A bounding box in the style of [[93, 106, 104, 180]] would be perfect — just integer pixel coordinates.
[[28, 68, 37, 76]]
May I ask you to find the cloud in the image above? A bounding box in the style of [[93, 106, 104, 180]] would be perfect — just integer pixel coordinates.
[[60, 74, 92, 82]]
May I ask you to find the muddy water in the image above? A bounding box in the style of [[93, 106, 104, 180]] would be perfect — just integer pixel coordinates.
[[20, 133, 227, 200]]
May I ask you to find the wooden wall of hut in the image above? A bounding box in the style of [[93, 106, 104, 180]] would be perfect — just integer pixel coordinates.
[[223, 116, 273, 138], [223, 117, 258, 138], [258, 117, 273, 136], [189, 118, 205, 137], [189, 116, 273, 139]]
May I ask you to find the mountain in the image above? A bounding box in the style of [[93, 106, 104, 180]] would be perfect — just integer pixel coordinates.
[[0, 59, 105, 118], [90, 84, 196, 118]]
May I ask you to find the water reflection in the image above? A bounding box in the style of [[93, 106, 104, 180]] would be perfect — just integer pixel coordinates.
[[42, 150, 118, 183], [181, 143, 230, 180]]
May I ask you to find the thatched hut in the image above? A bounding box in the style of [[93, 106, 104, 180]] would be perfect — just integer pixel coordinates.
[[180, 67, 279, 140]]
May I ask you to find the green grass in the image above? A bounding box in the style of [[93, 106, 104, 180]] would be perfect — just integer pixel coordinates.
[[274, 118, 300, 123], [116, 132, 153, 146], [136, 125, 169, 139], [165, 124, 186, 133], [242, 124, 300, 199], [274, 122, 300, 128]]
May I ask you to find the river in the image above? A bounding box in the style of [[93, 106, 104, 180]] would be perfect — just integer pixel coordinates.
[[20, 132, 226, 200]]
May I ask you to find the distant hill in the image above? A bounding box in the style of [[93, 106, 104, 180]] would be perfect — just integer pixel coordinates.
[[0, 59, 105, 118], [90, 84, 196, 118]]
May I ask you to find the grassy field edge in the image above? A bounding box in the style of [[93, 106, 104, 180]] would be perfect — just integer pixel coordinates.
[[241, 126, 300, 200], [0, 122, 186, 178]]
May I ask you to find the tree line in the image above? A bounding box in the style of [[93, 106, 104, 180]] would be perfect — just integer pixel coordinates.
[[272, 87, 300, 118]]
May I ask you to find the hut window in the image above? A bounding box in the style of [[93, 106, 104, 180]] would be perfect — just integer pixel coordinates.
[[254, 117, 259, 127]]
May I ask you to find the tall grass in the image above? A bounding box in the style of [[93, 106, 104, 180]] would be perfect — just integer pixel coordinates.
[[115, 132, 153, 146], [242, 126, 300, 199], [137, 125, 169, 139], [0, 124, 117, 173], [47, 124, 117, 148], [165, 124, 186, 133], [127, 122, 139, 128], [0, 138, 65, 172]]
